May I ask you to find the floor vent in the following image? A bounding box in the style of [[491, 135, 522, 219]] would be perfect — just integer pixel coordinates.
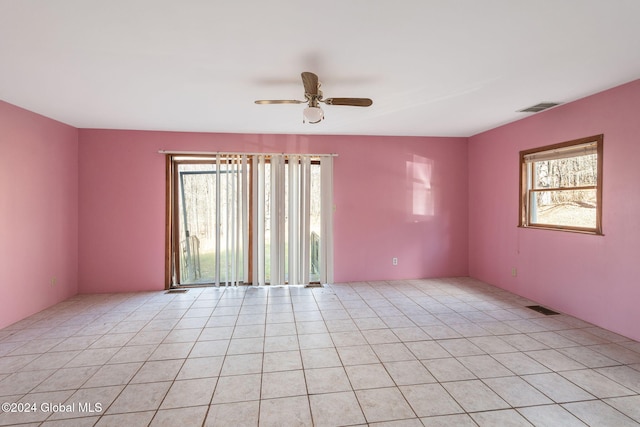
[[165, 288, 189, 294], [304, 283, 323, 288], [526, 305, 560, 315], [518, 102, 561, 113]]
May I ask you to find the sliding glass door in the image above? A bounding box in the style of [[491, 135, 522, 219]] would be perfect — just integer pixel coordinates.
[[175, 161, 246, 285], [166, 154, 332, 287]]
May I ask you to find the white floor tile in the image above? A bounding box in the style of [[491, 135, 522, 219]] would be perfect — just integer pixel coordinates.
[[0, 279, 638, 427]]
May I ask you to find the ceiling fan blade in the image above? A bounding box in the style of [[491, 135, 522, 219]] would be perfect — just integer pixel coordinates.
[[301, 72, 319, 96], [323, 97, 373, 107], [255, 99, 305, 104]]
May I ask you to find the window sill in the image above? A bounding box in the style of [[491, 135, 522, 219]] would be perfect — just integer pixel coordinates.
[[518, 225, 604, 236]]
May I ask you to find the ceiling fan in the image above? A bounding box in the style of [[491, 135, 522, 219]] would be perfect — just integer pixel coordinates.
[[255, 71, 373, 123]]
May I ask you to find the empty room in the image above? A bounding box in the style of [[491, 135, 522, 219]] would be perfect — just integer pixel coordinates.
[[1, 1, 640, 426]]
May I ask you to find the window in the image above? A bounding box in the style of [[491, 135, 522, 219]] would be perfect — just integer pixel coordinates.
[[519, 134, 603, 234]]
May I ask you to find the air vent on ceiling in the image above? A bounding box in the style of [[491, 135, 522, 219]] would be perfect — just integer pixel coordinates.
[[518, 102, 561, 113]]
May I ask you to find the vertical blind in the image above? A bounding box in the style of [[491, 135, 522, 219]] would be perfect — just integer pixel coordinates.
[[251, 154, 334, 286], [168, 152, 334, 286], [215, 155, 248, 286]]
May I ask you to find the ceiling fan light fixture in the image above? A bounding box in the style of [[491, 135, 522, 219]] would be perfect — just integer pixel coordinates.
[[303, 106, 324, 124]]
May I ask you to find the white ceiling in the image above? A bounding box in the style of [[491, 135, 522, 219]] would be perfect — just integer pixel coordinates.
[[1, 1, 639, 137]]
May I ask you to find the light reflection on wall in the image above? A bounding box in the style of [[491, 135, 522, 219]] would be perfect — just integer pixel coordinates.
[[406, 154, 435, 219]]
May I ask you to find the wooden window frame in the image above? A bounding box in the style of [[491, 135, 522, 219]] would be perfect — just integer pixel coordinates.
[[519, 134, 604, 235]]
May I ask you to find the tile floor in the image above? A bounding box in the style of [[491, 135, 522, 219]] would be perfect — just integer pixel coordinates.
[[0, 277, 639, 426]]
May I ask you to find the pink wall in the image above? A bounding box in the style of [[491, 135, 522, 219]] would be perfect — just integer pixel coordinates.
[[0, 101, 79, 329], [469, 79, 640, 341], [6, 79, 639, 340], [78, 131, 469, 292]]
